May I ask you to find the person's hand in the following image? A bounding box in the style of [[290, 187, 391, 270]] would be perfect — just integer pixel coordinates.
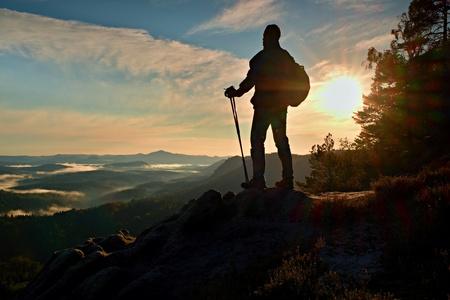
[[224, 86, 237, 98]]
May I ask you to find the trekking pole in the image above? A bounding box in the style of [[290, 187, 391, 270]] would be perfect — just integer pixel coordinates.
[[228, 96, 250, 184]]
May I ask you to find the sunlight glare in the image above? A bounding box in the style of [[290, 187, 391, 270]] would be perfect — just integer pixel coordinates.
[[319, 76, 363, 118]]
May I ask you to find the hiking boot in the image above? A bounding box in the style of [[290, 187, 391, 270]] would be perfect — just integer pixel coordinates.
[[241, 178, 266, 190], [275, 178, 294, 190]]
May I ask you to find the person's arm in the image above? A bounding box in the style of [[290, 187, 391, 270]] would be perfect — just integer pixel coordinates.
[[235, 64, 256, 97], [224, 54, 258, 98]]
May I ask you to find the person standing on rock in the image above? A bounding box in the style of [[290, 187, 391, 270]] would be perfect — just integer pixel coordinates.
[[225, 24, 303, 190]]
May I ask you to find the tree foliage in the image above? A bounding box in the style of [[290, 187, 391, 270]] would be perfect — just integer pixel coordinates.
[[0, 194, 185, 262], [392, 0, 449, 58], [305, 134, 376, 193], [354, 0, 450, 174], [0, 256, 42, 300]]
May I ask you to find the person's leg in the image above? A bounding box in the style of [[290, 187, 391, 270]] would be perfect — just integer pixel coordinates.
[[250, 108, 270, 183], [271, 108, 293, 187]]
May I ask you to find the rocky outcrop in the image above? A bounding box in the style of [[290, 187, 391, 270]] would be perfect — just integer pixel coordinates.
[[20, 188, 380, 300]]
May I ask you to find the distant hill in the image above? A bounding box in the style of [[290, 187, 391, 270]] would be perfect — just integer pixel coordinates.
[[0, 166, 21, 175], [0, 150, 227, 166], [99, 153, 311, 203], [97, 181, 167, 205], [177, 153, 311, 199], [0, 164, 68, 176], [142, 150, 225, 165], [156, 153, 309, 197], [103, 161, 149, 169], [13, 170, 187, 206]]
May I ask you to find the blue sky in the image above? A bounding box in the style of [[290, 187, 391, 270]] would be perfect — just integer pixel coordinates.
[[0, 0, 410, 155]]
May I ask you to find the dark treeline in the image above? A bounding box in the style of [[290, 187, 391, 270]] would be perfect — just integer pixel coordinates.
[[0, 191, 75, 215], [0, 194, 185, 262], [0, 194, 185, 298]]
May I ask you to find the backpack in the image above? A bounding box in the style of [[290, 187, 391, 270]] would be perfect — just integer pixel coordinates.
[[282, 62, 310, 107]]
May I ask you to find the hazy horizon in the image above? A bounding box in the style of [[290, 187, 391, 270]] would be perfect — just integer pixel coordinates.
[[0, 149, 309, 157], [0, 149, 228, 157]]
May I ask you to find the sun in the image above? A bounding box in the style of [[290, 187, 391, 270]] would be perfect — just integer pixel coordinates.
[[318, 75, 363, 118]]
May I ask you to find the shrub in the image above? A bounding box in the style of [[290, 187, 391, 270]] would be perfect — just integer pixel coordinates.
[[369, 161, 450, 299], [0, 256, 42, 300], [304, 134, 377, 193], [255, 243, 393, 300]]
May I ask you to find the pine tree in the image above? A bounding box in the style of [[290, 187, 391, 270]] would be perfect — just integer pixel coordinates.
[[392, 0, 449, 58], [354, 0, 450, 174]]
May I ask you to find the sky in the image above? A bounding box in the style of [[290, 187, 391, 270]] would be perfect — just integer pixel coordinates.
[[0, 0, 411, 156]]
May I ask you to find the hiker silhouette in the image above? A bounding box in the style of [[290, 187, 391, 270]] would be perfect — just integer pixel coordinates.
[[225, 24, 296, 190]]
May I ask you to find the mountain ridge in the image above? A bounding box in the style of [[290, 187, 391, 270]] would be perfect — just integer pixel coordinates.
[[0, 150, 228, 165]]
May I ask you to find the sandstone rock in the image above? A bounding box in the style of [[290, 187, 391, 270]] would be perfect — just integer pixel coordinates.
[[21, 189, 380, 300], [23, 248, 84, 299], [73, 266, 125, 300]]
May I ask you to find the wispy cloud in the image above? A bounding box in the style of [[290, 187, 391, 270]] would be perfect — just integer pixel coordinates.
[[188, 0, 282, 34], [316, 0, 387, 14], [354, 33, 392, 51], [1, 209, 32, 217], [305, 23, 334, 37], [36, 163, 102, 175], [7, 189, 84, 199], [37, 205, 73, 216], [305, 13, 397, 55], [0, 174, 30, 189], [0, 8, 246, 92], [2, 205, 73, 217], [308, 60, 353, 86], [0, 173, 84, 200]]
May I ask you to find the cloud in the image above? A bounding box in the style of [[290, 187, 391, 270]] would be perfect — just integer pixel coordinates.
[[307, 60, 360, 87], [2, 205, 73, 217], [0, 174, 30, 189], [309, 60, 331, 72], [36, 163, 102, 175], [354, 33, 392, 51], [7, 189, 84, 199], [304, 13, 398, 58], [316, 0, 386, 13], [188, 0, 282, 34], [0, 173, 85, 198], [6, 164, 33, 168], [36, 205, 73, 216], [0, 8, 247, 92], [1, 209, 32, 217], [305, 23, 334, 37]]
